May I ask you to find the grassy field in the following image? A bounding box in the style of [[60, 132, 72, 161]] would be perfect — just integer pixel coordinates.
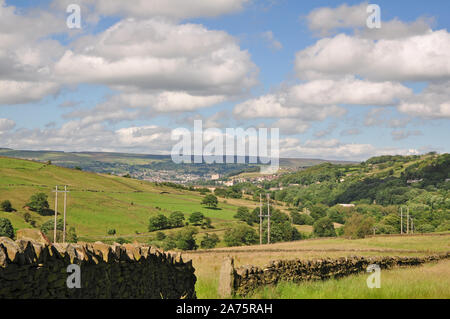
[[0, 157, 254, 242], [183, 233, 450, 299], [246, 259, 450, 299]]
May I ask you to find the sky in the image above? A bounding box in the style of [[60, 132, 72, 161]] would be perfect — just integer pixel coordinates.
[[0, 0, 449, 161]]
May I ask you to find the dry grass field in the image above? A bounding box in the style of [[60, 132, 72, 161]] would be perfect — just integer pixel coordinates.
[[182, 233, 450, 298]]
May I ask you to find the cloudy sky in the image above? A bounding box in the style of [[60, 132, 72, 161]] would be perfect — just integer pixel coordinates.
[[0, 0, 449, 160]]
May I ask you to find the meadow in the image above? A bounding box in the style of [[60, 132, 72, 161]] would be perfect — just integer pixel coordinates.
[[183, 233, 450, 299], [0, 157, 253, 242]]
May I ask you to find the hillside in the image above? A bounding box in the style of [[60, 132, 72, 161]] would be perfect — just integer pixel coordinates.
[[0, 157, 257, 242]]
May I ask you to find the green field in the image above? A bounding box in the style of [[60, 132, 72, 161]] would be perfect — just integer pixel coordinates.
[[0, 157, 252, 242]]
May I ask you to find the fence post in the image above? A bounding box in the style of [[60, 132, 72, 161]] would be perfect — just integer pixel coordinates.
[[218, 257, 235, 298]]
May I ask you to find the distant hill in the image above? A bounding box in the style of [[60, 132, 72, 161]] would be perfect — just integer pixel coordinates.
[[0, 148, 356, 182]]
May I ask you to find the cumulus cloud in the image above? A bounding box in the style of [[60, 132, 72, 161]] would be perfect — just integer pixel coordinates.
[[391, 130, 422, 141], [233, 77, 410, 121], [295, 30, 450, 82], [279, 137, 420, 160], [54, 19, 258, 97], [398, 81, 450, 119], [306, 1, 433, 39], [52, 0, 250, 20]]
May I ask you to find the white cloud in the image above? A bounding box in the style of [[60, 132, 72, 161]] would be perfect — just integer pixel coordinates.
[[306, 2, 433, 39], [279, 137, 420, 160], [272, 119, 310, 135], [398, 81, 450, 119], [261, 31, 283, 50], [54, 19, 258, 96], [0, 118, 15, 132], [295, 30, 450, 82], [391, 130, 422, 141], [83, 0, 250, 20], [0, 81, 59, 105]]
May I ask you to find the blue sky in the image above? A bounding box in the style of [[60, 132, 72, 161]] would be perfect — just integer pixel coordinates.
[[0, 0, 449, 160]]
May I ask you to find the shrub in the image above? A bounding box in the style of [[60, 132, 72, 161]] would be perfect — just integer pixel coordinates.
[[189, 212, 204, 226], [175, 227, 198, 251], [156, 231, 166, 241], [41, 218, 64, 235], [415, 223, 435, 233], [201, 194, 218, 208], [1, 200, 13, 212], [67, 227, 78, 243], [313, 217, 336, 237], [27, 193, 50, 215], [107, 229, 116, 235], [309, 204, 328, 221], [0, 218, 14, 238], [436, 221, 450, 232], [224, 224, 258, 247], [343, 213, 375, 239], [169, 211, 185, 228], [291, 211, 314, 225], [116, 237, 130, 244], [200, 233, 220, 249], [148, 214, 169, 231]]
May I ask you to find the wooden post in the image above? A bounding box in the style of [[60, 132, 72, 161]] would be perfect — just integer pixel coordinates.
[[54, 186, 58, 243], [267, 193, 270, 245], [259, 193, 262, 245], [400, 207, 403, 234], [63, 185, 67, 243], [406, 207, 409, 234]]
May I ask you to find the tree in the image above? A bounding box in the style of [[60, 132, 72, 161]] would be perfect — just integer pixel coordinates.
[[309, 204, 328, 221], [313, 217, 336, 237], [107, 229, 116, 235], [1, 200, 13, 212], [202, 217, 213, 229], [0, 218, 14, 238], [201, 194, 218, 208], [343, 213, 375, 239], [148, 214, 169, 231], [415, 223, 435, 233], [67, 227, 78, 243], [291, 211, 314, 225], [41, 218, 64, 235], [169, 211, 185, 228], [156, 231, 166, 241], [189, 212, 204, 226], [234, 206, 249, 221], [27, 193, 50, 215], [200, 233, 220, 249], [224, 224, 258, 247], [175, 227, 198, 251]]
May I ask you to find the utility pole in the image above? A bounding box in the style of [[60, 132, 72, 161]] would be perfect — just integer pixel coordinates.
[[259, 193, 262, 245], [63, 185, 67, 243], [267, 193, 271, 245], [52, 185, 69, 243], [406, 206, 409, 234], [400, 207, 403, 235], [53, 186, 58, 243]]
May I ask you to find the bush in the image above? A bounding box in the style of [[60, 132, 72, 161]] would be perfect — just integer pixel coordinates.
[[175, 227, 198, 251], [201, 194, 218, 208], [0, 218, 14, 238], [189, 212, 204, 226], [436, 221, 450, 232], [107, 229, 116, 235], [415, 223, 435, 233], [375, 223, 397, 234], [200, 233, 220, 249], [67, 227, 78, 243], [291, 211, 314, 225], [116, 237, 130, 244], [156, 231, 166, 241], [169, 211, 185, 228], [309, 204, 328, 221], [313, 217, 336, 237], [27, 193, 50, 215], [148, 214, 169, 231], [224, 224, 258, 247], [41, 218, 64, 235], [343, 213, 375, 239], [1, 200, 13, 212]]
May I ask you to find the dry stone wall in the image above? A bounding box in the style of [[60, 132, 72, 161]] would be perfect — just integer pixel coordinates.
[[233, 253, 450, 296], [0, 237, 196, 299]]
